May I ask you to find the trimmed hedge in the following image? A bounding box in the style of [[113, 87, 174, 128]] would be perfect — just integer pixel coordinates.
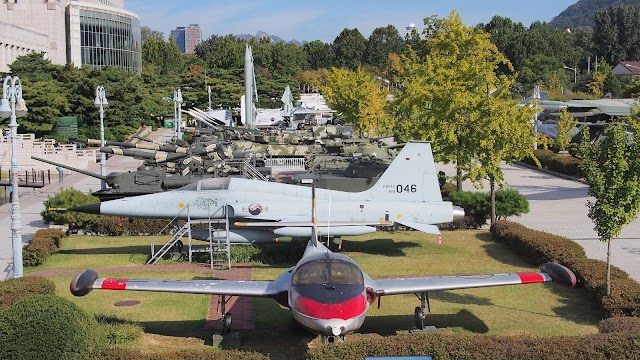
[[521, 149, 583, 177], [490, 221, 585, 264], [88, 216, 173, 236], [23, 228, 67, 267], [599, 317, 640, 334], [0, 276, 55, 312], [306, 332, 640, 360], [101, 347, 270, 360], [491, 221, 640, 318], [545, 155, 582, 176], [0, 295, 107, 359]]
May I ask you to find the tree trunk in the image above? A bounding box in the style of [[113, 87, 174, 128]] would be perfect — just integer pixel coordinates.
[[606, 239, 612, 296], [456, 167, 462, 192], [490, 177, 496, 225]]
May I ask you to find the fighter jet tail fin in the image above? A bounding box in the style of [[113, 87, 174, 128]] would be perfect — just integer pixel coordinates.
[[368, 141, 442, 202]]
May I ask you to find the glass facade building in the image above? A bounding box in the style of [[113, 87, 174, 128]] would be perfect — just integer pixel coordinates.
[[78, 9, 141, 73]]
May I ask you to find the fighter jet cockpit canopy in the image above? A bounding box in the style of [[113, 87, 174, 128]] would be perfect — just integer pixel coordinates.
[[292, 259, 364, 286], [178, 177, 231, 191]]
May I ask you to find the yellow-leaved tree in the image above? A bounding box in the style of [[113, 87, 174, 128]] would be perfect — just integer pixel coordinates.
[[392, 11, 537, 224], [323, 67, 394, 136]]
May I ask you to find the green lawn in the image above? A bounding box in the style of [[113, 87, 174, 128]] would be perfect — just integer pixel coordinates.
[[31, 229, 600, 356], [249, 230, 599, 339]]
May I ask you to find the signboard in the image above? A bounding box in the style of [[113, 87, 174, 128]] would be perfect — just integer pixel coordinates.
[[164, 120, 174, 129]]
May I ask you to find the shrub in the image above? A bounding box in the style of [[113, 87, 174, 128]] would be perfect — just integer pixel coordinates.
[[494, 189, 529, 220], [0, 295, 107, 359], [34, 228, 66, 248], [101, 347, 269, 360], [190, 243, 306, 265], [545, 154, 582, 176], [22, 246, 51, 267], [440, 182, 457, 198], [88, 217, 173, 236], [446, 191, 490, 228], [447, 190, 529, 229], [306, 332, 640, 360], [599, 317, 640, 333], [22, 228, 67, 267], [490, 221, 586, 264], [0, 276, 55, 312], [41, 187, 99, 233]]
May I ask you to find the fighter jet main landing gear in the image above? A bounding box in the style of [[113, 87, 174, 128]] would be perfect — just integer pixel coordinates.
[[413, 292, 430, 330], [218, 294, 233, 334]]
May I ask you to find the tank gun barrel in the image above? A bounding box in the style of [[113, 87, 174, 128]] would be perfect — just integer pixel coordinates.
[[100, 147, 187, 163], [31, 156, 107, 180], [71, 138, 186, 153]]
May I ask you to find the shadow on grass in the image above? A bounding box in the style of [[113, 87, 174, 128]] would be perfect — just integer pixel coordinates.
[[474, 232, 530, 268], [431, 291, 494, 306], [339, 238, 420, 256], [548, 284, 602, 325], [59, 245, 150, 255], [138, 319, 209, 340], [362, 309, 489, 335]]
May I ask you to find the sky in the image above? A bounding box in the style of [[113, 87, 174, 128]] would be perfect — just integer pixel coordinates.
[[125, 0, 579, 43]]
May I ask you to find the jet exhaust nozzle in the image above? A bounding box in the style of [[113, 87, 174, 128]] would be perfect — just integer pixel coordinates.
[[452, 206, 465, 222]]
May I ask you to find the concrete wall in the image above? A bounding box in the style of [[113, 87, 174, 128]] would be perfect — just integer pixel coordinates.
[[0, 22, 49, 73], [0, 131, 97, 175]]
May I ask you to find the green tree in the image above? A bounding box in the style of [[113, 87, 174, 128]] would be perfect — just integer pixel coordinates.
[[479, 16, 528, 71], [365, 25, 405, 70], [579, 122, 640, 295], [41, 188, 99, 233], [556, 108, 578, 153], [303, 40, 335, 70], [140, 26, 163, 42], [594, 4, 640, 64], [332, 28, 367, 70]]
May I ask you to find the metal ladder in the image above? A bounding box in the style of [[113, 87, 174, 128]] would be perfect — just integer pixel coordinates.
[[186, 204, 231, 270], [148, 206, 190, 265]]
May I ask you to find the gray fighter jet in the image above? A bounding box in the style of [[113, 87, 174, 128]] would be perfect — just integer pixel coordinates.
[[71, 141, 465, 241], [70, 184, 576, 343]]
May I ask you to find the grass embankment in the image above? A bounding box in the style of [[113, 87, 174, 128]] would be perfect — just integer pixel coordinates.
[[34, 230, 600, 357]]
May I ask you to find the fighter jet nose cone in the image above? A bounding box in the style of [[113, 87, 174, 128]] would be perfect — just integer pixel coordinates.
[[69, 203, 101, 215]]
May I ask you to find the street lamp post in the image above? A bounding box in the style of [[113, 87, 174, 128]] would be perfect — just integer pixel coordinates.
[[533, 85, 541, 150], [564, 66, 577, 91], [0, 76, 28, 278], [94, 86, 108, 190], [173, 89, 183, 140]]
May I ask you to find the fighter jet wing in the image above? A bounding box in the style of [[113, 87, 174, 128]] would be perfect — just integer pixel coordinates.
[[372, 263, 576, 296], [70, 270, 286, 297]]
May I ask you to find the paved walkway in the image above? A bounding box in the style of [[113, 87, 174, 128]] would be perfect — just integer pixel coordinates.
[[437, 162, 640, 282], [0, 128, 174, 280]]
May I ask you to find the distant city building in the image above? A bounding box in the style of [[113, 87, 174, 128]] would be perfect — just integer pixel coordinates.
[[0, 0, 141, 73], [405, 23, 417, 34], [171, 24, 202, 54]]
